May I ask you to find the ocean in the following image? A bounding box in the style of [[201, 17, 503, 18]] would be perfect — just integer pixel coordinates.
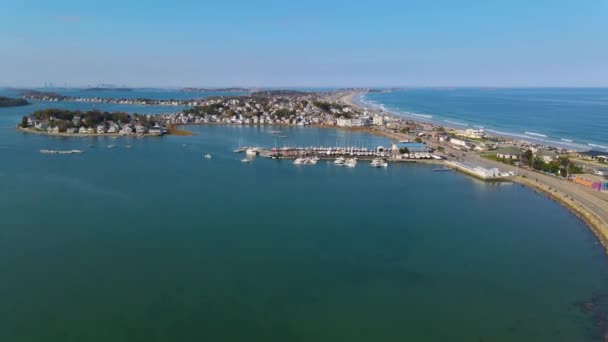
[[360, 88, 608, 151], [1, 91, 608, 341]]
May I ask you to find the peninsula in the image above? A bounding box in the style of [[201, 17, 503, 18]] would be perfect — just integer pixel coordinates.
[[0, 96, 29, 107]]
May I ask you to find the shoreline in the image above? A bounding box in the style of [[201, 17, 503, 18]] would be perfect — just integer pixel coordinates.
[[350, 91, 606, 152], [17, 126, 164, 138], [340, 91, 608, 256], [515, 176, 608, 252]]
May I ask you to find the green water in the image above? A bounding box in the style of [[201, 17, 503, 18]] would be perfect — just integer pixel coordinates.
[[1, 119, 607, 341]]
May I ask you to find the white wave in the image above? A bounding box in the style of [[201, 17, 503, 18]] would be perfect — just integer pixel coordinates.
[[444, 120, 468, 126], [588, 143, 608, 149], [412, 113, 433, 119], [486, 129, 588, 150], [473, 125, 484, 129], [561, 138, 573, 143], [525, 131, 548, 138]]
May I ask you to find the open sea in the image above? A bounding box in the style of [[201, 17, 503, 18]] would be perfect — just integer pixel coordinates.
[[360, 88, 608, 151], [1, 90, 608, 341]]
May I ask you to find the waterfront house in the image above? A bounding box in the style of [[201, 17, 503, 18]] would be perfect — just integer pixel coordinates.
[[66, 127, 77, 134], [496, 146, 523, 160], [79, 126, 88, 134], [96, 124, 106, 134], [450, 138, 473, 150], [537, 150, 558, 163], [86, 127, 95, 134], [34, 121, 48, 130], [107, 124, 119, 133], [122, 124, 133, 134], [135, 125, 146, 134]]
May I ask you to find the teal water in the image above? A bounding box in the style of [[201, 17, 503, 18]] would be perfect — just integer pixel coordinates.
[[362, 88, 608, 151], [1, 104, 608, 341]]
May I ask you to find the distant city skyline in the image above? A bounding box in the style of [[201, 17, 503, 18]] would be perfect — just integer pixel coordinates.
[[2, 0, 607, 87]]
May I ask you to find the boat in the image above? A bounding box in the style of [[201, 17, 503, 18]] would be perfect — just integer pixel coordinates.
[[293, 157, 307, 165], [246, 148, 258, 156], [433, 168, 451, 172], [204, 154, 212, 159], [309, 156, 320, 165], [345, 158, 357, 167], [241, 158, 251, 163], [371, 158, 388, 167], [334, 157, 346, 165], [40, 149, 83, 154], [125, 145, 133, 149], [107, 145, 117, 149]]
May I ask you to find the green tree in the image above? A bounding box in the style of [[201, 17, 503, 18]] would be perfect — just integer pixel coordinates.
[[20, 116, 29, 128]]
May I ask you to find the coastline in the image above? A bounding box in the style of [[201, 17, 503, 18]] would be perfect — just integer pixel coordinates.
[[17, 126, 163, 138], [341, 91, 608, 256], [515, 176, 608, 251]]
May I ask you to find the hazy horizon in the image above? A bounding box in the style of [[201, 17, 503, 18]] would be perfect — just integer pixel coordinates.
[[2, 0, 607, 87]]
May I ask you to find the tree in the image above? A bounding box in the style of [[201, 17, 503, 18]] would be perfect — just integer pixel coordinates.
[[20, 116, 29, 128], [523, 149, 533, 166], [399, 147, 409, 154], [414, 137, 422, 143], [400, 127, 410, 134]]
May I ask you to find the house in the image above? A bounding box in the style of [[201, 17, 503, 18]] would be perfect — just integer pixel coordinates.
[[135, 125, 147, 134], [496, 146, 523, 160], [86, 127, 95, 134], [450, 138, 473, 149], [122, 124, 133, 134], [66, 127, 77, 134], [537, 150, 558, 163], [373, 115, 385, 126], [107, 124, 119, 133], [464, 129, 485, 139], [79, 126, 88, 134], [35, 121, 48, 130], [96, 124, 106, 134]]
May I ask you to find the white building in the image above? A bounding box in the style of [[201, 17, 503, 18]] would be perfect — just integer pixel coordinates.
[[464, 129, 485, 139], [450, 138, 473, 149], [373, 115, 385, 126]]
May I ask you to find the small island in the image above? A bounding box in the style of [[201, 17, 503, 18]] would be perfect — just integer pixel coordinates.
[[17, 108, 167, 136], [0, 96, 30, 107]]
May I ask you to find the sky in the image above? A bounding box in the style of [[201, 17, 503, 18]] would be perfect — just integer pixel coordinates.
[[1, 0, 607, 87]]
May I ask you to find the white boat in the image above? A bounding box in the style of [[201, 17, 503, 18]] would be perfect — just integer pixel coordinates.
[[241, 158, 251, 163], [371, 158, 388, 167], [345, 158, 357, 167], [293, 157, 307, 165], [309, 156, 320, 164], [204, 154, 212, 159], [246, 148, 258, 156], [40, 149, 83, 154], [107, 145, 117, 149], [334, 157, 345, 165]]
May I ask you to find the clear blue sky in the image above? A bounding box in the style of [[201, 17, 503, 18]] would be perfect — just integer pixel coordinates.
[[2, 0, 607, 87]]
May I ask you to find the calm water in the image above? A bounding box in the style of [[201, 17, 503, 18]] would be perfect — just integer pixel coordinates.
[[362, 88, 608, 151], [1, 102, 608, 341]]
